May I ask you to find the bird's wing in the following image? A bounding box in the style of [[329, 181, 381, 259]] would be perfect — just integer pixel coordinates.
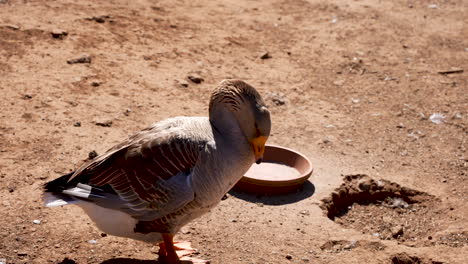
[[66, 117, 211, 221]]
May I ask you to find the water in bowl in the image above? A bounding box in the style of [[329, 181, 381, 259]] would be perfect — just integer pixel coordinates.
[[245, 162, 300, 181]]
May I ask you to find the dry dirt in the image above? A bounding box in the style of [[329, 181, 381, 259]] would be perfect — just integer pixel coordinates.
[[0, 0, 467, 263]]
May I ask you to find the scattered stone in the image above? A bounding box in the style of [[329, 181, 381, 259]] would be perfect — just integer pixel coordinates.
[[180, 227, 191, 234], [260, 52, 272, 59], [452, 112, 462, 119], [88, 239, 97, 244], [429, 113, 445, 124], [67, 54, 92, 64], [428, 4, 439, 9], [333, 79, 345, 86], [85, 15, 111, 23], [88, 150, 98, 160], [384, 76, 398, 81], [187, 75, 204, 84], [100, 233, 107, 237], [390, 253, 428, 264], [90, 81, 101, 87], [343, 240, 358, 250], [124, 108, 132, 116], [299, 210, 310, 216], [51, 29, 68, 39], [32, 219, 41, 225], [358, 178, 372, 191], [285, 254, 292, 260], [17, 252, 28, 256], [438, 68, 464, 75], [391, 225, 404, 238], [321, 240, 359, 252], [73, 121, 81, 127], [4, 24, 20, 30], [230, 219, 237, 223], [23, 94, 33, 99], [265, 92, 287, 106], [176, 79, 189, 88], [390, 198, 409, 209], [94, 120, 112, 127]]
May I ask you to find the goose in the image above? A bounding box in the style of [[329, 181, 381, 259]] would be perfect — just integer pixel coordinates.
[[43, 79, 271, 263]]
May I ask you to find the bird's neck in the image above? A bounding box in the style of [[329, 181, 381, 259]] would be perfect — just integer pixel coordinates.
[[192, 121, 254, 203]]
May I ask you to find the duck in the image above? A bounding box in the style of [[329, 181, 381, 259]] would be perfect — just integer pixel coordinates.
[[43, 79, 271, 263]]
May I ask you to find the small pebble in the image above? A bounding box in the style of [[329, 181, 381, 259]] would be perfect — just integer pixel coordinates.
[[94, 120, 113, 127], [285, 254, 292, 260], [187, 75, 204, 84], [299, 210, 310, 216], [88, 150, 98, 160], [429, 113, 445, 124], [85, 15, 111, 23], [4, 24, 20, 30], [67, 54, 92, 64], [90, 81, 101, 87], [32, 219, 41, 225], [73, 121, 81, 127], [51, 29, 68, 39], [391, 225, 404, 238], [88, 239, 97, 244], [260, 52, 272, 59], [177, 79, 189, 88]]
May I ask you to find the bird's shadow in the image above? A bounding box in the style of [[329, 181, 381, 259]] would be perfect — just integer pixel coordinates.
[[100, 258, 198, 264], [228, 180, 315, 205], [57, 257, 199, 264], [100, 259, 157, 264]]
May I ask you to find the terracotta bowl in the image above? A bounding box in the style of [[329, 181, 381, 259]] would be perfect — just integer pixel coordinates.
[[234, 145, 313, 194]]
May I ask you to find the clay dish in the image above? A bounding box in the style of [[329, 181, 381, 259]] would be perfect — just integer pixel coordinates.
[[234, 145, 313, 194]]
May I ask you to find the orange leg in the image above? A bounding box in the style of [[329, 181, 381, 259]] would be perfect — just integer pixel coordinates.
[[159, 233, 180, 264], [158, 236, 209, 263]]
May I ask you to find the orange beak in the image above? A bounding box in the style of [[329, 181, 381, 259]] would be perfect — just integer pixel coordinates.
[[249, 136, 268, 164]]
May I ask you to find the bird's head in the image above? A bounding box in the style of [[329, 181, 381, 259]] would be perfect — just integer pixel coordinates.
[[209, 79, 271, 164]]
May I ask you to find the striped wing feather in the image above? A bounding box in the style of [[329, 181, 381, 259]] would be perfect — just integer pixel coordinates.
[[70, 124, 208, 221]]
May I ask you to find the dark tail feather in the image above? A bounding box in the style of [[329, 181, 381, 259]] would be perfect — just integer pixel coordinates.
[[43, 171, 75, 192], [43, 171, 78, 207]]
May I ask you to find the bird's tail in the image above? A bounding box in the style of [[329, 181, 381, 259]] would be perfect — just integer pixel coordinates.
[[43, 171, 78, 207]]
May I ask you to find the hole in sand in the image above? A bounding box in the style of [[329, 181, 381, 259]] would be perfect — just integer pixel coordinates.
[[320, 174, 452, 246]]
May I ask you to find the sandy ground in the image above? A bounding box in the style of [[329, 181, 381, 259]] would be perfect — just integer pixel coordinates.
[[0, 0, 467, 263]]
